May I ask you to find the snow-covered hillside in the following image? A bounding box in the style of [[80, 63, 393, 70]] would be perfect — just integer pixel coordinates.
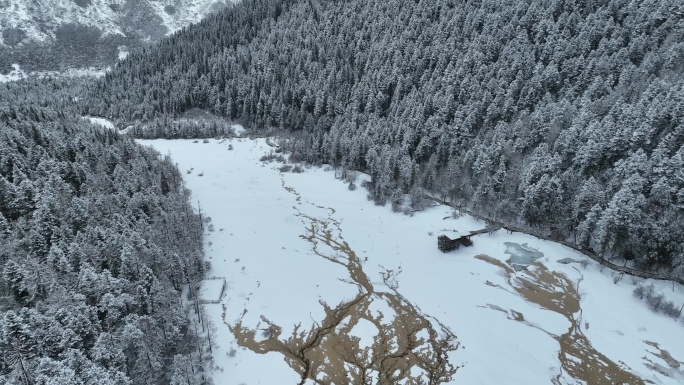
[[141, 137, 684, 385], [0, 0, 230, 45], [0, 0, 232, 74]]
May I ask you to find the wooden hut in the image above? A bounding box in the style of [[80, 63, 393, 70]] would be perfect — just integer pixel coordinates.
[[437, 235, 473, 252]]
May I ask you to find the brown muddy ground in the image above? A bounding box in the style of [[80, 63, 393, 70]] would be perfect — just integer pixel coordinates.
[[475, 254, 647, 385], [643, 341, 684, 379], [218, 174, 678, 384], [227, 181, 459, 385]]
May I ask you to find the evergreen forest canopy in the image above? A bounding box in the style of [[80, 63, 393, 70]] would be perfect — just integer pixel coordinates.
[[0, 80, 210, 385], [87, 0, 684, 275]]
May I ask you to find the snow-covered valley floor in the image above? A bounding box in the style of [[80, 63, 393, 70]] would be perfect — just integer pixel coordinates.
[[140, 138, 684, 385]]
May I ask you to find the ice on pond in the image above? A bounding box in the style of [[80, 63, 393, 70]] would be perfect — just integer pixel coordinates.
[[504, 242, 544, 271]]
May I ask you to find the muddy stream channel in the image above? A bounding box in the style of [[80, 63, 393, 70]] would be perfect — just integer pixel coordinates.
[[476, 253, 646, 385], [226, 180, 458, 384], [221, 178, 674, 384]]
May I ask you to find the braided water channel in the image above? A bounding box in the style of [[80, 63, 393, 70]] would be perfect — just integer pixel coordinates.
[[227, 180, 459, 385], [475, 255, 646, 384]]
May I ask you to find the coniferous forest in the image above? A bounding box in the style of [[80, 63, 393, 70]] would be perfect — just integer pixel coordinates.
[[2, 0, 684, 383], [87, 0, 684, 273], [0, 80, 209, 385]]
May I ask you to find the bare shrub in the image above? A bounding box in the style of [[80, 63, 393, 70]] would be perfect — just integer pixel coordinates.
[[612, 272, 623, 284], [634, 284, 681, 319], [345, 171, 359, 184], [260, 152, 277, 162]]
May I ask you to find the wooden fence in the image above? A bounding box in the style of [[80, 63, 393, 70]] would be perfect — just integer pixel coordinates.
[[198, 276, 227, 304]]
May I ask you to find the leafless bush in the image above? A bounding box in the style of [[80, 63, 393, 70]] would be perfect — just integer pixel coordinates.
[[260, 152, 277, 162], [345, 170, 359, 184], [634, 284, 682, 319], [612, 272, 623, 284]]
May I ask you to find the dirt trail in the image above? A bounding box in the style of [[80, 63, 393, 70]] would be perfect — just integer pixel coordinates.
[[228, 180, 459, 385], [475, 255, 647, 385]]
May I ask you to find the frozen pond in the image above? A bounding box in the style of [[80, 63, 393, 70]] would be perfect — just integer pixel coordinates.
[[504, 242, 545, 271]]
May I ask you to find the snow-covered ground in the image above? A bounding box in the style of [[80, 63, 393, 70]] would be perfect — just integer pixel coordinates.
[[117, 46, 129, 60], [140, 138, 684, 385], [83, 116, 132, 134], [0, 0, 231, 46], [0, 64, 26, 83], [84, 116, 116, 130], [200, 278, 226, 303], [0, 64, 109, 83], [1, 0, 231, 80], [231, 124, 245, 136]]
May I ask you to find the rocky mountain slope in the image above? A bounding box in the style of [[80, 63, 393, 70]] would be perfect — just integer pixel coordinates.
[[0, 0, 231, 72]]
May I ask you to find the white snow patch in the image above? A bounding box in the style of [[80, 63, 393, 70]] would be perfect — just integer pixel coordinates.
[[348, 317, 378, 350], [0, 64, 27, 83], [1, 64, 110, 83], [118, 46, 129, 60], [33, 67, 110, 79], [147, 0, 231, 36], [84, 116, 116, 130], [231, 124, 246, 136]]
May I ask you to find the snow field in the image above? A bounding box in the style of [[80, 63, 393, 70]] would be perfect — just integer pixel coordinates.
[[140, 138, 684, 385], [1, 64, 110, 83]]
